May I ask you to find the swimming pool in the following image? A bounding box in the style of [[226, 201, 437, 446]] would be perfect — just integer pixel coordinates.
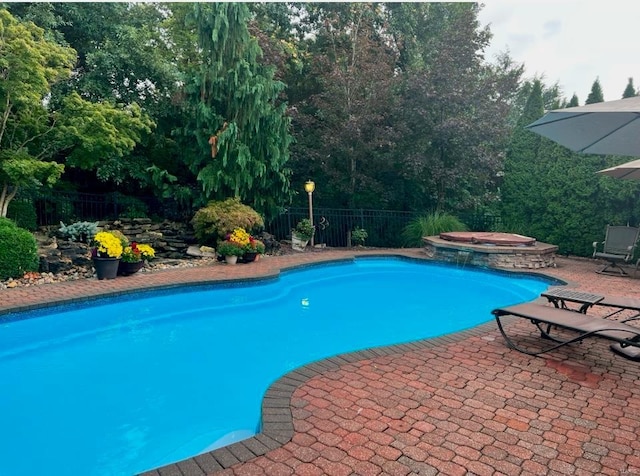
[[0, 258, 552, 475]]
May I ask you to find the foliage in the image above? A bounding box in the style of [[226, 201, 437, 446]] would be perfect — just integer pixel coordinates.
[[113, 194, 150, 219], [351, 227, 368, 246], [0, 223, 39, 279], [585, 78, 604, 104], [622, 78, 637, 98], [227, 227, 266, 254], [246, 237, 266, 254], [191, 197, 264, 246], [55, 92, 155, 184], [290, 3, 400, 209], [7, 199, 37, 231], [216, 240, 245, 257], [390, 3, 523, 211], [169, 3, 293, 218], [0, 9, 74, 217], [401, 212, 468, 247], [121, 242, 155, 263], [58, 221, 99, 243], [91, 231, 123, 259], [500, 78, 640, 256], [0, 217, 16, 229], [293, 218, 315, 241]]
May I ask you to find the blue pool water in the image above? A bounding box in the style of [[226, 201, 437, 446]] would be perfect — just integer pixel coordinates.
[[0, 258, 552, 475]]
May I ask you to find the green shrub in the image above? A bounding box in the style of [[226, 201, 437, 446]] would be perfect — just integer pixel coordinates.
[[7, 199, 38, 231], [293, 218, 315, 241], [401, 211, 468, 247], [118, 195, 149, 219], [0, 225, 39, 279], [192, 197, 264, 246], [351, 227, 368, 246], [0, 217, 18, 230], [58, 221, 99, 243]]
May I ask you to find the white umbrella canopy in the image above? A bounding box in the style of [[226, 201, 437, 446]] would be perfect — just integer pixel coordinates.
[[597, 159, 640, 180], [526, 96, 640, 157]]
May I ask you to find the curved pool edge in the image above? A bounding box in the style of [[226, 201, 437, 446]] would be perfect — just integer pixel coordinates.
[[0, 250, 566, 320], [139, 319, 499, 476]]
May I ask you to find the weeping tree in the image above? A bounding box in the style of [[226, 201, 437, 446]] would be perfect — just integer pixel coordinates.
[[172, 3, 293, 219]]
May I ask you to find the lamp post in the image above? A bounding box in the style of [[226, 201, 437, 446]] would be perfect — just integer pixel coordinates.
[[304, 180, 315, 247]]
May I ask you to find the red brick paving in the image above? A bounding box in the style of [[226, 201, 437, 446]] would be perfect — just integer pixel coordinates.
[[2, 249, 640, 475]]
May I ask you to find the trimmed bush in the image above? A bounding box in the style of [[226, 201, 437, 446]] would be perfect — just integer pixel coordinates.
[[7, 199, 38, 231], [0, 217, 18, 230], [192, 197, 264, 246], [0, 225, 39, 279], [401, 211, 468, 247]]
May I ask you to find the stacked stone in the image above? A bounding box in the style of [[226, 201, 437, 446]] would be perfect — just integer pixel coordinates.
[[101, 218, 197, 259]]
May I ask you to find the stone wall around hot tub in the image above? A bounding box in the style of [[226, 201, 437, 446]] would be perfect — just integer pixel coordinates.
[[422, 236, 558, 270]]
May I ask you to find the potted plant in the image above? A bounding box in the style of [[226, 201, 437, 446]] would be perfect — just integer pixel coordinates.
[[217, 240, 244, 264], [351, 227, 368, 247], [291, 218, 315, 251], [91, 231, 124, 280], [242, 236, 266, 263], [118, 242, 156, 276]]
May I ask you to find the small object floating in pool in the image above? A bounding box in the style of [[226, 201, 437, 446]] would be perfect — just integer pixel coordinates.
[[439, 231, 537, 247]]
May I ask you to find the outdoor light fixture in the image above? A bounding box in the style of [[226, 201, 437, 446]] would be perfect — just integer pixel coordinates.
[[305, 180, 315, 246], [304, 180, 315, 194]]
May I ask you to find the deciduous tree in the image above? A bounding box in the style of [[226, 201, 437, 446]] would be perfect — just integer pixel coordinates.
[[0, 9, 73, 216]]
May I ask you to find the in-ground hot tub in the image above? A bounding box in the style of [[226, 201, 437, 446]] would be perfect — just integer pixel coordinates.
[[423, 232, 558, 269], [439, 231, 537, 247]]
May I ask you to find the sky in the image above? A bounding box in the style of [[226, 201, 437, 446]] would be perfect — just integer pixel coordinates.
[[477, 0, 640, 104]]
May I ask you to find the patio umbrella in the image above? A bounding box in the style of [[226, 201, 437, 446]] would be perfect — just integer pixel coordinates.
[[597, 159, 640, 180], [526, 96, 640, 157]]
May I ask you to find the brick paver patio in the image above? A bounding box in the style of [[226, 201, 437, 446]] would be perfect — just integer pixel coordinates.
[[2, 249, 640, 475]]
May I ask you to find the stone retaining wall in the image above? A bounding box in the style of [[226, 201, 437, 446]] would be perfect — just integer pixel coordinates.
[[100, 218, 197, 260]]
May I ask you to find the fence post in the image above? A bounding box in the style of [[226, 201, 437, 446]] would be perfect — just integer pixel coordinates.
[[112, 192, 119, 219]]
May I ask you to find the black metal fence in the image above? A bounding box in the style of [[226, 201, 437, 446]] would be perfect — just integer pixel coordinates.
[[267, 208, 503, 248], [18, 190, 501, 247], [20, 190, 186, 226], [267, 207, 419, 248]]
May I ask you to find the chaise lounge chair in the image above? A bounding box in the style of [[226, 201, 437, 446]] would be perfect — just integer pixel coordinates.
[[592, 225, 640, 276], [492, 302, 640, 359]]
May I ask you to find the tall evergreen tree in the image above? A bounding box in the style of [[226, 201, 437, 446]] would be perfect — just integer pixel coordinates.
[[622, 77, 637, 98], [173, 3, 293, 218], [567, 94, 579, 107], [500, 80, 546, 232], [585, 78, 604, 104]]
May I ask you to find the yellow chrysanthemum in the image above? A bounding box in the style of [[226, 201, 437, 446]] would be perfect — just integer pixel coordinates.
[[229, 227, 250, 246], [136, 243, 155, 259], [93, 231, 124, 258]]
